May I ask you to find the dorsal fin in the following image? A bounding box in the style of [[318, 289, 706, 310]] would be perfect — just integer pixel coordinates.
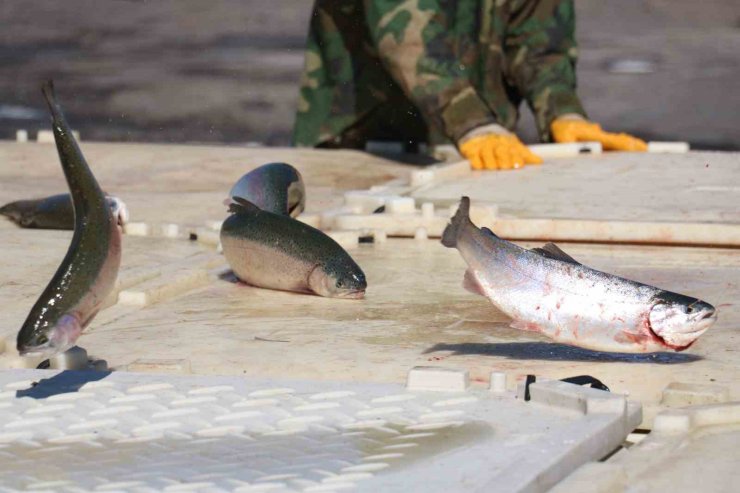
[[228, 196, 260, 215], [531, 242, 580, 265], [480, 227, 498, 238]]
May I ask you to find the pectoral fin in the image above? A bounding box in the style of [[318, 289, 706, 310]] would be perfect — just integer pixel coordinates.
[[510, 320, 543, 332], [462, 269, 487, 297]]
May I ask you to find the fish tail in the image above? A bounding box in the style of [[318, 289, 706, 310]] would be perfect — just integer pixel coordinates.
[[41, 80, 59, 115], [441, 196, 471, 248]]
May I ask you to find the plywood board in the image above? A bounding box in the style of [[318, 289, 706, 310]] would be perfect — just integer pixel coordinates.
[[0, 142, 410, 228], [3, 237, 731, 427], [0, 221, 220, 356], [411, 151, 739, 228]]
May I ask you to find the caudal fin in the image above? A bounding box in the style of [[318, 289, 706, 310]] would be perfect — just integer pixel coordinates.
[[40, 80, 59, 115], [441, 196, 471, 248]]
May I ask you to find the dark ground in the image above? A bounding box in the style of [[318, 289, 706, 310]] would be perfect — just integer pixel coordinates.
[[1, 0, 738, 149]]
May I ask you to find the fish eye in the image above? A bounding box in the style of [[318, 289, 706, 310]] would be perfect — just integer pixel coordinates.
[[36, 334, 49, 345]]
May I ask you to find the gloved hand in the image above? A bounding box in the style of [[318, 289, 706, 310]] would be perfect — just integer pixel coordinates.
[[551, 117, 647, 152], [459, 133, 543, 170]]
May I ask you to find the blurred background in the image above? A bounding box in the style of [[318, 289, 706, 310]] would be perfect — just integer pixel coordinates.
[[1, 0, 738, 149]]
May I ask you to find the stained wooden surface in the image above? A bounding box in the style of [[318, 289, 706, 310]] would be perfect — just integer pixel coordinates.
[[0, 142, 409, 227], [2, 228, 735, 426], [412, 151, 740, 224], [0, 142, 738, 427]]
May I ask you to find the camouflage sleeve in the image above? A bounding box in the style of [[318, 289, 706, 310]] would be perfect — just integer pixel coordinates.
[[363, 0, 497, 143], [504, 0, 587, 141]]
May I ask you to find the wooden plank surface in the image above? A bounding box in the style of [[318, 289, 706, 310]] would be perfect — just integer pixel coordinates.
[[411, 151, 740, 244], [1, 142, 738, 428], [0, 142, 409, 228], [2, 234, 732, 427]]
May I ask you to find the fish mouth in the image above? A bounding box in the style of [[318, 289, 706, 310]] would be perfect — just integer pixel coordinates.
[[17, 345, 56, 358], [646, 314, 714, 352], [690, 309, 717, 323], [336, 289, 366, 300]]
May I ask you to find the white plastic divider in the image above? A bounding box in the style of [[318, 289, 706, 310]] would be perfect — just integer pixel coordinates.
[[0, 368, 640, 493], [551, 401, 740, 493]]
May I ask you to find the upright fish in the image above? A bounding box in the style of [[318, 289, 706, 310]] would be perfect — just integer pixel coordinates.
[[1, 193, 127, 230], [228, 163, 305, 217], [220, 198, 366, 298], [441, 197, 717, 353], [16, 81, 122, 357]]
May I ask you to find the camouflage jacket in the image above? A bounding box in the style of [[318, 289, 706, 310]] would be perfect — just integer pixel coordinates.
[[293, 0, 586, 147]]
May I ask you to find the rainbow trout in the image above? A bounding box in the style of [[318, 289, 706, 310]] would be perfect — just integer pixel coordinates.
[[16, 81, 122, 357], [220, 198, 366, 298], [228, 162, 305, 217], [441, 197, 717, 353], [1, 193, 127, 230]]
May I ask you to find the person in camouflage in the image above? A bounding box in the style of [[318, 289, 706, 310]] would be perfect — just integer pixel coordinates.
[[293, 0, 646, 170]]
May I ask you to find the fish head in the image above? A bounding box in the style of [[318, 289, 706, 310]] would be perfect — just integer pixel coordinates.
[[0, 200, 35, 227], [649, 294, 717, 350], [106, 196, 129, 226], [17, 313, 82, 358], [308, 261, 367, 299]]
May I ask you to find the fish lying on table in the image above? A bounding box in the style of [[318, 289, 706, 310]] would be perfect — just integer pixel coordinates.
[[0, 193, 127, 230], [16, 81, 123, 357], [441, 196, 717, 353], [220, 197, 366, 299], [228, 162, 305, 217]]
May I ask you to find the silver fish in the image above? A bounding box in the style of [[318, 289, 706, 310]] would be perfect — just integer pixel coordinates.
[[441, 197, 717, 353]]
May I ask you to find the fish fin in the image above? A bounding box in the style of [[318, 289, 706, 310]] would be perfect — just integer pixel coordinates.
[[480, 227, 499, 238], [286, 181, 305, 218], [532, 242, 581, 265], [441, 196, 471, 248], [40, 80, 58, 110], [462, 269, 486, 297], [510, 320, 542, 332], [228, 197, 261, 215]]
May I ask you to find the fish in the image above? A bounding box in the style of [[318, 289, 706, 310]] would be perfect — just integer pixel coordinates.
[[441, 196, 717, 353], [228, 162, 305, 217], [220, 197, 366, 298], [16, 81, 123, 357], [1, 193, 128, 230]]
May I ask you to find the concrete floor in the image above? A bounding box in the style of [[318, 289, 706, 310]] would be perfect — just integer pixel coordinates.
[[0, 0, 738, 149]]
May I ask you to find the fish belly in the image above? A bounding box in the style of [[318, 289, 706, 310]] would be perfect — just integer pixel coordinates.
[[222, 236, 313, 293], [74, 220, 123, 328], [465, 252, 665, 353]]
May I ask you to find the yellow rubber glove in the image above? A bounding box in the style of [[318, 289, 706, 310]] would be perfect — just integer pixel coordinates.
[[551, 119, 647, 152], [459, 134, 543, 170]]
